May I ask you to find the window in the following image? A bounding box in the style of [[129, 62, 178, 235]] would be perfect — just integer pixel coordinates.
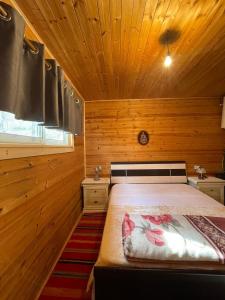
[[0, 111, 74, 160]]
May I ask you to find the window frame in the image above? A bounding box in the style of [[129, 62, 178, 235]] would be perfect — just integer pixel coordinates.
[[0, 128, 74, 161], [0, 134, 74, 160]]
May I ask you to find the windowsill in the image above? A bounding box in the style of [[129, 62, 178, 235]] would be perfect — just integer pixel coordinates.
[[0, 133, 74, 160], [0, 111, 75, 159], [0, 144, 74, 160]]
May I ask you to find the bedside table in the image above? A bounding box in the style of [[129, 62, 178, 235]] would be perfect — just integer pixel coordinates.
[[82, 178, 110, 212], [188, 176, 225, 205]]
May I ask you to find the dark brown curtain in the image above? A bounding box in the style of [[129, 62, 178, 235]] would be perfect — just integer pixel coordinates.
[[0, 1, 83, 136], [15, 40, 45, 122], [0, 1, 25, 115], [44, 59, 59, 126], [44, 66, 64, 129], [57, 66, 64, 128], [73, 93, 83, 136], [63, 81, 83, 135], [63, 81, 74, 134]]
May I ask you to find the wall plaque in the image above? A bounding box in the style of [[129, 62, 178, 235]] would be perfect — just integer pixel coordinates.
[[138, 130, 149, 145]]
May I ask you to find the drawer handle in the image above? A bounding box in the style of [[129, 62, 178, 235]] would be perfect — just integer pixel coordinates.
[[94, 190, 97, 193], [94, 200, 98, 204]]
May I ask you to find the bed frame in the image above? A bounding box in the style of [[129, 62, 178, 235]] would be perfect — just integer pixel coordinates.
[[94, 266, 225, 299], [110, 161, 187, 184], [94, 161, 225, 300]]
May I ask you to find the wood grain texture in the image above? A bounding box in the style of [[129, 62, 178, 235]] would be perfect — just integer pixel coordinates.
[[11, 0, 225, 100], [85, 98, 225, 176], [0, 136, 85, 300], [0, 3, 85, 299]]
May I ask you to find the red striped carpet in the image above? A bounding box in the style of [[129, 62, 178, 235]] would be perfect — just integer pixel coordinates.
[[39, 213, 106, 300]]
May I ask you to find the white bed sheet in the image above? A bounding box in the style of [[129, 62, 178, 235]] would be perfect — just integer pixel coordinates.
[[109, 183, 222, 207], [96, 183, 225, 271]]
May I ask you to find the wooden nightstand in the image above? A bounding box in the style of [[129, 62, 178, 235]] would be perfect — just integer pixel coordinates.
[[188, 176, 225, 205], [82, 178, 110, 212]]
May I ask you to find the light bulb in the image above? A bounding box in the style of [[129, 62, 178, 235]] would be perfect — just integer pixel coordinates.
[[164, 54, 172, 67]]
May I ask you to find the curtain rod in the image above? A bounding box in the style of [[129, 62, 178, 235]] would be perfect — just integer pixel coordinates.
[[0, 3, 51, 70]]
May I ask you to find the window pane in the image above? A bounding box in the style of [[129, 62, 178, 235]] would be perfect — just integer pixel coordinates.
[[44, 128, 64, 141], [0, 111, 72, 147], [0, 111, 41, 138], [44, 128, 70, 145]]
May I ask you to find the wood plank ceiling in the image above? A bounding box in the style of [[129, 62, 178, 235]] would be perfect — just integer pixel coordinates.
[[10, 0, 225, 100]]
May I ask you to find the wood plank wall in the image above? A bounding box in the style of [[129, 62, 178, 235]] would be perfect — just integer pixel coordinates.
[[85, 98, 225, 177], [0, 136, 84, 300]]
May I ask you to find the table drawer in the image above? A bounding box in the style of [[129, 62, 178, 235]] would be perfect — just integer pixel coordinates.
[[199, 186, 221, 202], [85, 188, 106, 199], [85, 196, 106, 207], [84, 187, 108, 208]]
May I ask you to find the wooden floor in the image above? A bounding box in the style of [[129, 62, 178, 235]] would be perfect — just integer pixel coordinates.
[[38, 213, 106, 300]]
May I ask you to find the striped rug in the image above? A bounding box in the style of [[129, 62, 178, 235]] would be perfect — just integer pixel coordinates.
[[39, 213, 106, 300]]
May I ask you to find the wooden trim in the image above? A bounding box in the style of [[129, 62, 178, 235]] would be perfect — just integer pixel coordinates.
[[0, 125, 75, 160], [85, 97, 221, 103], [34, 212, 83, 300], [83, 101, 86, 177], [0, 145, 75, 160], [0, 134, 74, 148]]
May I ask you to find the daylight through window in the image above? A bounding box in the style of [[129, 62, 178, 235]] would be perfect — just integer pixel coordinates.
[[0, 111, 72, 146]]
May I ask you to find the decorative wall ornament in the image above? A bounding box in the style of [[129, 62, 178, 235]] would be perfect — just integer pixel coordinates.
[[138, 130, 149, 145]]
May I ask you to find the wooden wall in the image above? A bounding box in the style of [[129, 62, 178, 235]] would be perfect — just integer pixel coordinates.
[[86, 98, 225, 176], [0, 136, 84, 300]]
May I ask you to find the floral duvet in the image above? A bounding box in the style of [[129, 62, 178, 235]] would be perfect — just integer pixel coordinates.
[[122, 213, 225, 264]]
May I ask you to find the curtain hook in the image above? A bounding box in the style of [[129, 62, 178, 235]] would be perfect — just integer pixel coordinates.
[[24, 37, 39, 55], [45, 61, 52, 71], [0, 5, 11, 22]]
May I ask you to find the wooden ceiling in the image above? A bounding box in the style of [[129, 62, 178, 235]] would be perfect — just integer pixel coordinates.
[[8, 0, 225, 100]]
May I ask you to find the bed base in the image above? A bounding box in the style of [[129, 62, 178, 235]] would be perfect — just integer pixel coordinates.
[[94, 266, 225, 300]]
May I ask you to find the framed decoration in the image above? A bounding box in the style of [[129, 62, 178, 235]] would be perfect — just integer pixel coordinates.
[[138, 130, 149, 145]]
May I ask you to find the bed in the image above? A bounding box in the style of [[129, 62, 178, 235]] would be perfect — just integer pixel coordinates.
[[94, 161, 225, 300]]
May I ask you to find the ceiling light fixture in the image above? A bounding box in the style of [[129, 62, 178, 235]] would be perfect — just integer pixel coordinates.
[[164, 43, 172, 68]]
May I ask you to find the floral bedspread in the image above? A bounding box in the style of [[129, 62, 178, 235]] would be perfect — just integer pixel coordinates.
[[122, 213, 225, 264]]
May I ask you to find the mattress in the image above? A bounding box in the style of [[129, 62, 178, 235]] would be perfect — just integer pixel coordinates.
[[96, 183, 225, 271]]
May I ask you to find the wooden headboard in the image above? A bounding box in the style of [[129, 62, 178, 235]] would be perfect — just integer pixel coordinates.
[[110, 161, 187, 184]]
